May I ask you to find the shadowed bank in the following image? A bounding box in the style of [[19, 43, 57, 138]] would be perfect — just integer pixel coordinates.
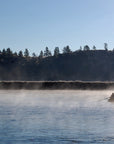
[[1, 81, 114, 90]]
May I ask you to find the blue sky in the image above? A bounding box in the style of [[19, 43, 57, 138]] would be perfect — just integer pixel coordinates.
[[0, 0, 114, 54]]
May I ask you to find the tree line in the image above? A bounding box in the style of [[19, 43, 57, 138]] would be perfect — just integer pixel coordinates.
[[0, 43, 111, 59]]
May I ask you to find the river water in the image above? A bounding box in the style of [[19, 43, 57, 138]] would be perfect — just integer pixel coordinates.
[[0, 90, 114, 144]]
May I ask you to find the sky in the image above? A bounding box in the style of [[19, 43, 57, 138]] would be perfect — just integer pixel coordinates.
[[0, 0, 114, 55]]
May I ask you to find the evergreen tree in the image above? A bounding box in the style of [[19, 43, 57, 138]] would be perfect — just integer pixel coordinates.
[[84, 45, 90, 51], [2, 49, 6, 55], [44, 47, 52, 57], [39, 50, 43, 59], [54, 47, 60, 56], [24, 48, 29, 57], [18, 51, 23, 57], [6, 48, 12, 55], [63, 45, 71, 54]]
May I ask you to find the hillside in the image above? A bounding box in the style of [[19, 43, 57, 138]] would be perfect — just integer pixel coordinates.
[[0, 49, 114, 81]]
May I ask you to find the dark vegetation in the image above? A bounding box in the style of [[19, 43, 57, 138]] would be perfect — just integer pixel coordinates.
[[0, 43, 114, 81], [0, 81, 114, 90]]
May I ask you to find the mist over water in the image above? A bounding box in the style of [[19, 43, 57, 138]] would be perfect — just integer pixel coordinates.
[[0, 90, 114, 144]]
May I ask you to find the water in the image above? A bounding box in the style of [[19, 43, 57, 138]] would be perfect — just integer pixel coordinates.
[[0, 90, 114, 144]]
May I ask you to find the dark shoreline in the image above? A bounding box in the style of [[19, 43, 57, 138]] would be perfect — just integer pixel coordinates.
[[0, 81, 114, 90]]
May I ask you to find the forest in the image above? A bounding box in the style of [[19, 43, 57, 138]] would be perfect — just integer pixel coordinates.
[[0, 43, 114, 81]]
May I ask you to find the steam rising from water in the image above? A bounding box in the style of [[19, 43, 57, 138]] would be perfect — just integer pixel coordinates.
[[0, 90, 113, 109], [0, 90, 114, 144]]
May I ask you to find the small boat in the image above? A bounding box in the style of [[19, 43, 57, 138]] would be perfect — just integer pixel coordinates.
[[108, 93, 114, 102]]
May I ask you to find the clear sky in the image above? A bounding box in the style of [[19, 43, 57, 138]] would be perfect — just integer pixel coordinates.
[[0, 0, 114, 55]]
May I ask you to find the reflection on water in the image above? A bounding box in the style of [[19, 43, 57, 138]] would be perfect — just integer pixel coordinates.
[[0, 90, 114, 144]]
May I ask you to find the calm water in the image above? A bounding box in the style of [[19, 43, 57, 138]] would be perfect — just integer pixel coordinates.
[[0, 90, 114, 144]]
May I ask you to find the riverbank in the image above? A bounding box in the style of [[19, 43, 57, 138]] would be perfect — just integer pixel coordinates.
[[0, 81, 114, 90]]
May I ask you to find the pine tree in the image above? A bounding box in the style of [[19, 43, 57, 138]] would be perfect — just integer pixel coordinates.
[[83, 45, 90, 51], [39, 50, 43, 59], [6, 48, 12, 55], [44, 47, 52, 57], [63, 45, 71, 54], [18, 51, 23, 57], [24, 49, 29, 57], [54, 47, 60, 56]]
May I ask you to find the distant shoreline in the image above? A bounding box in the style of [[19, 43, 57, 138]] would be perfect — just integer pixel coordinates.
[[0, 81, 114, 90]]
